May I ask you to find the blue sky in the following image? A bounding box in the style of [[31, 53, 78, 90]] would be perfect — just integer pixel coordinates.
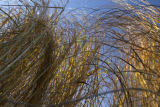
[[66, 0, 114, 9], [66, 0, 160, 9], [0, 0, 160, 10], [148, 0, 160, 5]]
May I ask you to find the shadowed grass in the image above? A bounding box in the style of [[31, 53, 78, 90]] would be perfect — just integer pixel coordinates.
[[0, 0, 104, 106], [0, 0, 159, 107]]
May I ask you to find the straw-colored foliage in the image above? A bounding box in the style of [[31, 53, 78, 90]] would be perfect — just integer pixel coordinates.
[[0, 0, 104, 106], [0, 0, 159, 107], [102, 0, 160, 106]]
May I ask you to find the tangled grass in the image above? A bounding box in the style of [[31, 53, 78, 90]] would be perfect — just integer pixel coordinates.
[[0, 0, 159, 107]]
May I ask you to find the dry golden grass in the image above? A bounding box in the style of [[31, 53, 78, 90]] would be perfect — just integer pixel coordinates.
[[0, 0, 104, 106], [0, 0, 159, 107], [100, 0, 160, 106]]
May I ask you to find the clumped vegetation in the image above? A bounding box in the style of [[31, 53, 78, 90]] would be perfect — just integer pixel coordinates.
[[0, 0, 159, 107], [101, 0, 160, 106]]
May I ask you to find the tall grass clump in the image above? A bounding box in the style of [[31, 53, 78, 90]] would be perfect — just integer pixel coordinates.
[[0, 0, 105, 106], [0, 0, 160, 107], [97, 0, 160, 106]]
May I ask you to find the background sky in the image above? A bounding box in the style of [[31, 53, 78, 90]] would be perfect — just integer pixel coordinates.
[[66, 0, 160, 9], [0, 0, 160, 11], [66, 0, 114, 9]]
